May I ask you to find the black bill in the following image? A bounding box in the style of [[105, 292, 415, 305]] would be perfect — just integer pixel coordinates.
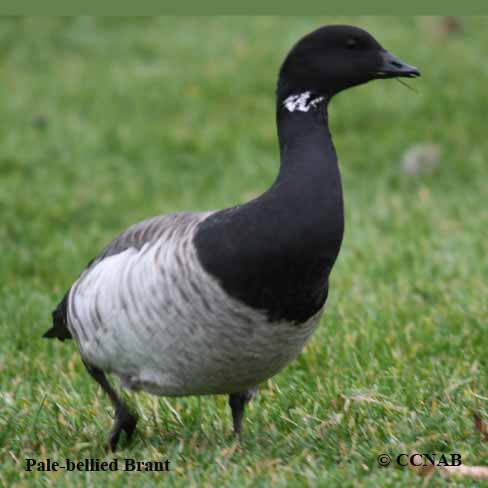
[[376, 50, 421, 79]]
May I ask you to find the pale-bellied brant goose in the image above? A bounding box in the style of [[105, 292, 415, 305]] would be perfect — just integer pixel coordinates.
[[44, 25, 420, 451]]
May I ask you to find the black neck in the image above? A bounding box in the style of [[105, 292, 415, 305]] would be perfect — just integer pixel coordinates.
[[275, 92, 335, 184], [194, 83, 344, 323]]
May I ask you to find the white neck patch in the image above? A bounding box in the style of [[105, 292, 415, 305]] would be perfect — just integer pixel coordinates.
[[283, 91, 324, 113]]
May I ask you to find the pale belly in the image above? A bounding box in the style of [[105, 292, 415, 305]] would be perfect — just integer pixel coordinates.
[[75, 300, 322, 396], [117, 310, 322, 396], [67, 239, 324, 396]]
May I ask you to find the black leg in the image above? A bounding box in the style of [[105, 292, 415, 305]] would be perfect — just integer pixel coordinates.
[[228, 387, 257, 435], [83, 360, 137, 452]]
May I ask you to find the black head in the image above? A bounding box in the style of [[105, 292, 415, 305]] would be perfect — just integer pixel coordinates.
[[278, 25, 420, 99]]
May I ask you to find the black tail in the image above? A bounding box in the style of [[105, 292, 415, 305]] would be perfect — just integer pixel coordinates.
[[43, 292, 72, 341]]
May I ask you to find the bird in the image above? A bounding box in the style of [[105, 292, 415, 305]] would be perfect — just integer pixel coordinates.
[[44, 24, 420, 451]]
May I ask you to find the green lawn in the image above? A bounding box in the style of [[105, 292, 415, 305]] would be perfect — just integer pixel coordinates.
[[1, 16, 487, 487]]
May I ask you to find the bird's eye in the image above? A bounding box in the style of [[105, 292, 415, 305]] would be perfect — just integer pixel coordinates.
[[346, 38, 358, 49]]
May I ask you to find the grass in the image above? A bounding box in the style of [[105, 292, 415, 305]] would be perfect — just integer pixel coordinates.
[[1, 16, 487, 487]]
